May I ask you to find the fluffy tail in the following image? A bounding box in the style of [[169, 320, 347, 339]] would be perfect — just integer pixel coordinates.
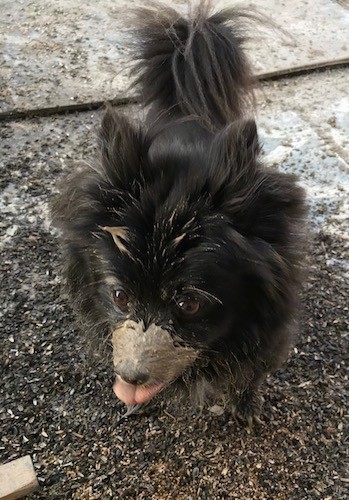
[[130, 2, 259, 128]]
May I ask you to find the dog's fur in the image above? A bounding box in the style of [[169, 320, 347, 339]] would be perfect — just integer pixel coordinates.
[[52, 2, 306, 421]]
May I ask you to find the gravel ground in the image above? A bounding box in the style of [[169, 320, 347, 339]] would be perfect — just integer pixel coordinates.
[[1, 72, 348, 498]]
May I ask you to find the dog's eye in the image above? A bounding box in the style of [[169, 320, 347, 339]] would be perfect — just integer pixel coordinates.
[[176, 298, 200, 316], [113, 289, 129, 310]]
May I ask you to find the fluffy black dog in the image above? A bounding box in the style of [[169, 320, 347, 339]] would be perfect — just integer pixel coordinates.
[[53, 2, 306, 423]]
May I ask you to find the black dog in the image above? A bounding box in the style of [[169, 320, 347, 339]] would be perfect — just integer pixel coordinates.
[[53, 3, 306, 423]]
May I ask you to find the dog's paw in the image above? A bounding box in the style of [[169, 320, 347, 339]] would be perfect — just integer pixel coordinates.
[[232, 391, 265, 430]]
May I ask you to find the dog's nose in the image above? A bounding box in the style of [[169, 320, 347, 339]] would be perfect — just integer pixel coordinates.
[[116, 364, 149, 386]]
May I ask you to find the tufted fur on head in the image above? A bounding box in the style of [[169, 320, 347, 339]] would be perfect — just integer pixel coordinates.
[[52, 1, 306, 420]]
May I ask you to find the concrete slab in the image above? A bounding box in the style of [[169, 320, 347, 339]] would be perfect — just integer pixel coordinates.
[[257, 70, 349, 243], [1, 0, 348, 112]]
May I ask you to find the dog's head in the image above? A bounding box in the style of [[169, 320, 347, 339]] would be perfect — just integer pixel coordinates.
[[53, 109, 305, 405]]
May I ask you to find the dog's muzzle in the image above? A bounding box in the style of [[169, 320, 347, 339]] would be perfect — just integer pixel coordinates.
[[112, 320, 199, 405]]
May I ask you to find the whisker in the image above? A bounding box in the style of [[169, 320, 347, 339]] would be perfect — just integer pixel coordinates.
[[183, 286, 223, 305]]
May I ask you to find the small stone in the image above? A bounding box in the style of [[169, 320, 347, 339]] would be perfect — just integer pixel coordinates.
[[209, 405, 225, 416]]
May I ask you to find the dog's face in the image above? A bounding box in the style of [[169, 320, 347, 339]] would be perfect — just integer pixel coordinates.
[[99, 208, 256, 405], [54, 109, 304, 406]]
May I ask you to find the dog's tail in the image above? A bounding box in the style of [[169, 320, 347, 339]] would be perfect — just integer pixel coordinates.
[[130, 2, 259, 128]]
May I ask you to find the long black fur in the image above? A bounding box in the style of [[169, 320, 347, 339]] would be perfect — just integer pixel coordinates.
[[130, 2, 257, 128], [52, 2, 306, 419]]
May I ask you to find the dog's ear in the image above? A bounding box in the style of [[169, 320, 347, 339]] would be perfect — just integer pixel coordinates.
[[208, 119, 306, 249], [98, 107, 147, 191], [207, 119, 260, 203], [227, 119, 260, 164]]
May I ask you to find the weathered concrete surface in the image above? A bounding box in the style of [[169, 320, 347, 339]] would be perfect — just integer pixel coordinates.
[[1, 0, 349, 112], [257, 70, 349, 242]]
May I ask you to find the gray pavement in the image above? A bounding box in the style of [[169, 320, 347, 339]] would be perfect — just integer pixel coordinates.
[[1, 0, 349, 111]]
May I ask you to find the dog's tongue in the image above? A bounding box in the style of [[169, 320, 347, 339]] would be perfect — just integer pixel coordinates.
[[113, 377, 164, 405]]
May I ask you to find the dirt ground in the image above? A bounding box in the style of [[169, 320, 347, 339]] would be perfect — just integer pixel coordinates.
[[1, 68, 348, 498]]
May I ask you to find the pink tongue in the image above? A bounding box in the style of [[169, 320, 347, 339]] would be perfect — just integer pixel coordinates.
[[113, 377, 164, 405]]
